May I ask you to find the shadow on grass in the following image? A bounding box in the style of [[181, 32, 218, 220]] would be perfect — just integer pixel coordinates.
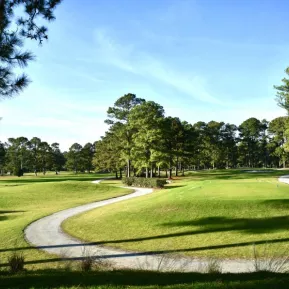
[[1, 269, 289, 289], [162, 215, 289, 234], [0, 184, 25, 187], [1, 236, 289, 260], [186, 169, 289, 181], [0, 176, 111, 184], [0, 210, 25, 222], [262, 199, 289, 209], [164, 185, 186, 190]]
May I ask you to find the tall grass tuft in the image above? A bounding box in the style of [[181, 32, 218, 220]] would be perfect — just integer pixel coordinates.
[[7, 252, 25, 273], [252, 243, 289, 273]]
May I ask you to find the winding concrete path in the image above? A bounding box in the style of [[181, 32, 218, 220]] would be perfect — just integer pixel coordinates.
[[278, 175, 289, 185], [25, 176, 289, 273]]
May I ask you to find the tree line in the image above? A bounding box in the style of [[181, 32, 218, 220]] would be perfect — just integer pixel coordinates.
[[1, 95, 287, 178], [93, 94, 288, 179], [0, 138, 95, 176]]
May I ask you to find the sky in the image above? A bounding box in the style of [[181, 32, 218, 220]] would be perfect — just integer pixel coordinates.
[[1, 0, 289, 150]]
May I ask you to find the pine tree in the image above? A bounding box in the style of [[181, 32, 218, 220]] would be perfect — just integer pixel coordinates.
[[0, 0, 62, 99]]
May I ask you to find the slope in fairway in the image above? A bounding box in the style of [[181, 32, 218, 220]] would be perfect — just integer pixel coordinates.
[[0, 173, 131, 269], [63, 170, 289, 258]]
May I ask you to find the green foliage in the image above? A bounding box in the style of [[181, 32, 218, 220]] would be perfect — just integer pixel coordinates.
[[13, 166, 23, 177], [122, 177, 167, 188], [274, 67, 289, 114], [0, 0, 62, 99]]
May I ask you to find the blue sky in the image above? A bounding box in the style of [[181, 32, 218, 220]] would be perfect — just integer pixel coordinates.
[[1, 0, 288, 150]]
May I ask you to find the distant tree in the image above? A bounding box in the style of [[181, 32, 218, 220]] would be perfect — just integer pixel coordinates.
[[220, 123, 238, 168], [129, 101, 165, 178], [29, 137, 42, 175], [268, 116, 289, 168], [51, 142, 65, 174], [0, 141, 6, 175], [161, 117, 184, 178], [205, 121, 224, 169], [38, 141, 52, 175], [105, 93, 145, 177], [238, 118, 267, 167], [66, 143, 83, 173], [5, 137, 29, 175], [179, 121, 198, 175], [193, 121, 209, 169], [274, 67, 289, 114], [81, 142, 95, 173], [0, 0, 62, 99], [93, 128, 124, 178]]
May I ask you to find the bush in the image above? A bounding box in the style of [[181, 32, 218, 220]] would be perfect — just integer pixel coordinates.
[[7, 252, 25, 273], [13, 167, 23, 177], [122, 177, 166, 188]]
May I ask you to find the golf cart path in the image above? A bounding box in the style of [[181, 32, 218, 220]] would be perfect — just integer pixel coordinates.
[[25, 176, 289, 273], [278, 175, 289, 185]]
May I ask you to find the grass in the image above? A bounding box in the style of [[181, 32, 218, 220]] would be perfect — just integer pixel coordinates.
[[63, 169, 289, 259], [0, 172, 131, 270], [0, 269, 289, 288]]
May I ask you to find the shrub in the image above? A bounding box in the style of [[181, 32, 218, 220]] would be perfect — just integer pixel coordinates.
[[122, 177, 166, 188], [13, 167, 23, 177], [7, 252, 25, 273]]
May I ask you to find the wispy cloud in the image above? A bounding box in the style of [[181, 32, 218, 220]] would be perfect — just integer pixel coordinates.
[[89, 28, 221, 104]]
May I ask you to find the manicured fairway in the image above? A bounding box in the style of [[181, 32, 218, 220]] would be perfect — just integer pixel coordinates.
[[0, 173, 131, 269], [63, 170, 289, 259]]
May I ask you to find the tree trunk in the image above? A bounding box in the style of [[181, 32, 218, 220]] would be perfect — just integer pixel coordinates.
[[182, 167, 185, 176], [165, 169, 168, 178], [176, 158, 178, 176], [283, 159, 286, 168], [146, 167, 149, 178], [127, 159, 131, 177], [115, 170, 118, 179], [158, 165, 160, 177], [119, 168, 122, 179], [169, 168, 172, 179], [150, 163, 153, 178]]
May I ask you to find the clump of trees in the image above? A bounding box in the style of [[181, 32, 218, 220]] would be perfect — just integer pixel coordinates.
[[92, 93, 289, 179], [0, 138, 96, 176]]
